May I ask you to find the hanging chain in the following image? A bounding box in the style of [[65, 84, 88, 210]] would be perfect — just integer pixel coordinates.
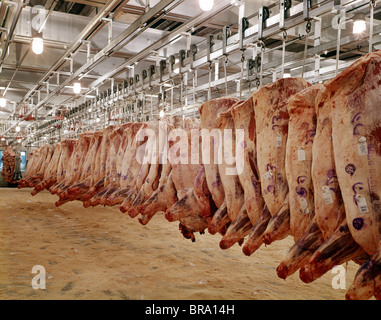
[[281, 30, 287, 78], [369, 0, 376, 53], [335, 13, 342, 76], [223, 55, 229, 96], [208, 62, 212, 101], [258, 41, 265, 88], [302, 21, 312, 79]]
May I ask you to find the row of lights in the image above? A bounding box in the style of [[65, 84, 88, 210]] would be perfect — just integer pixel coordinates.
[[24, 0, 215, 98], [0, 0, 368, 132]]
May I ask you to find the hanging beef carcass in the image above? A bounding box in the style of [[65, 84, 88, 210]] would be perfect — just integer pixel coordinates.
[[285, 84, 322, 241], [215, 100, 254, 250], [79, 126, 119, 207], [346, 242, 381, 300], [231, 97, 264, 226], [276, 84, 328, 279], [31, 142, 63, 195], [104, 123, 146, 207], [55, 132, 94, 206], [126, 119, 171, 218], [163, 117, 209, 241], [297, 52, 381, 300], [18, 144, 53, 188], [85, 125, 130, 207], [1, 147, 16, 183], [282, 83, 368, 283], [136, 116, 209, 241], [277, 85, 334, 278], [248, 78, 310, 251], [49, 133, 89, 199], [198, 97, 241, 235], [18, 149, 36, 188], [138, 115, 209, 226], [48, 139, 77, 194], [198, 97, 241, 208], [119, 121, 165, 214], [327, 51, 381, 299], [328, 51, 381, 256], [118, 118, 176, 218], [55, 131, 104, 204]]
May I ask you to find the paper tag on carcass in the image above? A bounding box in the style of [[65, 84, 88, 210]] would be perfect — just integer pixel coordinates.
[[276, 133, 282, 148], [263, 170, 273, 180], [357, 136, 368, 156], [298, 147, 306, 161], [355, 194, 369, 213], [298, 197, 309, 214], [322, 186, 333, 205]]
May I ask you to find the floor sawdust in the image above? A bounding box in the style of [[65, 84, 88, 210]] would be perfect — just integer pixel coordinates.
[[0, 188, 359, 300]]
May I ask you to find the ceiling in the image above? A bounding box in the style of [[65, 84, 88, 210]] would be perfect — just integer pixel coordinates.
[[0, 0, 380, 146]]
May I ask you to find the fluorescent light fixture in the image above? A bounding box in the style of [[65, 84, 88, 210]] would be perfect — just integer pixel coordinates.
[[32, 37, 44, 54], [0, 96, 6, 107], [96, 117, 100, 123], [353, 13, 366, 34], [159, 109, 165, 118], [73, 82, 81, 94], [1, 137, 5, 141], [199, 0, 214, 11], [283, 73, 291, 78], [15, 126, 21, 132]]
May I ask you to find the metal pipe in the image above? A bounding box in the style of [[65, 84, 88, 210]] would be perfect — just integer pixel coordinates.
[[335, 12, 343, 76], [37, 0, 58, 34], [21, 0, 182, 120], [0, 0, 24, 68], [369, 0, 375, 53], [19, 0, 126, 105], [2, 0, 127, 135]]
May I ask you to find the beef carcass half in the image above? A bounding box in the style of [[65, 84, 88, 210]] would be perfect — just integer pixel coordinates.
[[120, 121, 164, 214], [253, 77, 310, 246], [18, 144, 53, 188], [120, 117, 179, 217], [55, 132, 93, 206], [31, 142, 63, 195], [285, 84, 322, 241], [58, 131, 104, 204], [1, 147, 16, 183], [199, 97, 240, 214], [86, 125, 130, 207], [277, 84, 345, 279], [346, 241, 381, 300], [216, 100, 254, 249], [79, 126, 118, 207], [164, 117, 209, 241], [18, 150, 35, 187], [295, 87, 360, 283], [127, 120, 171, 218], [48, 139, 77, 194], [327, 51, 381, 299], [105, 123, 145, 206], [231, 97, 264, 225], [198, 97, 241, 237], [328, 50, 381, 256]]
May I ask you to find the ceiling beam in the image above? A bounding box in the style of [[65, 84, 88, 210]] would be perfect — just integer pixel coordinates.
[[64, 0, 108, 8]]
